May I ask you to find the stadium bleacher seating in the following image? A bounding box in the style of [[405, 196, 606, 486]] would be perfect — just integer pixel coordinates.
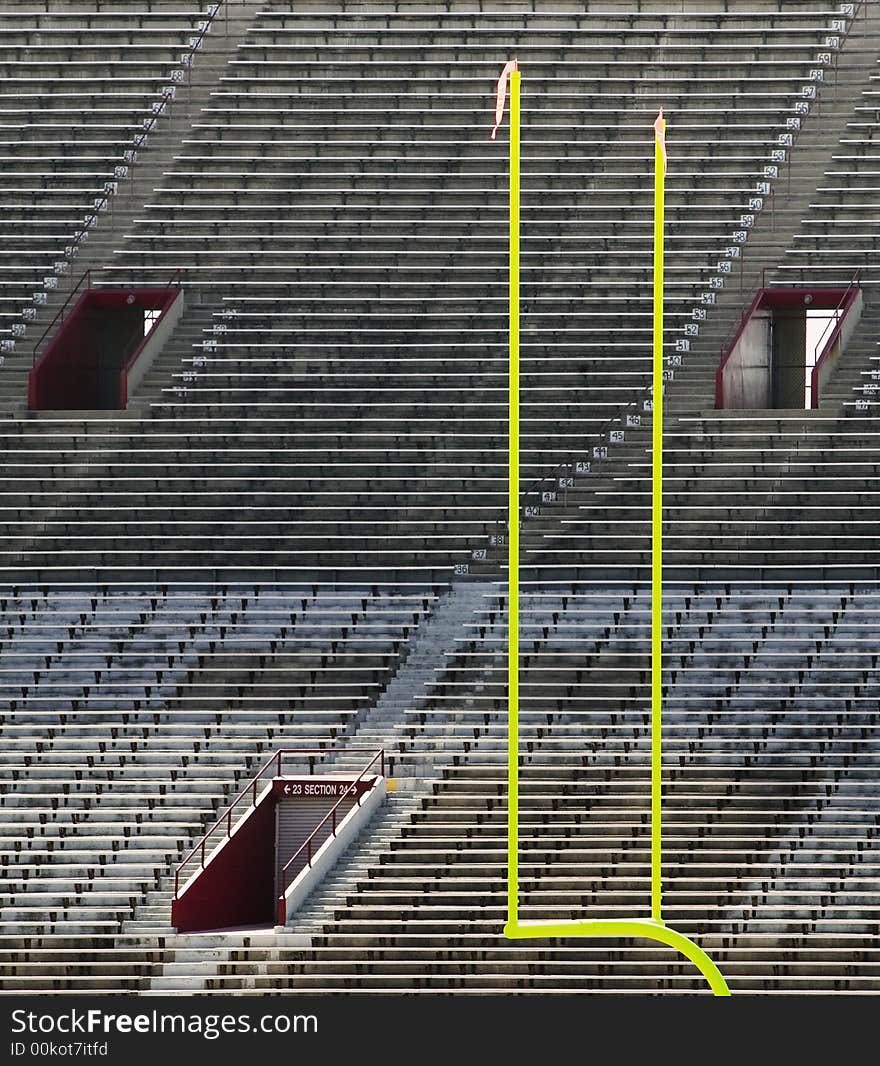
[[2, 0, 880, 998], [3, 0, 874, 580]]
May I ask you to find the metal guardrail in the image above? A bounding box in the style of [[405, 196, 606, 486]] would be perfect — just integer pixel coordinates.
[[714, 267, 861, 409], [71, 4, 223, 252], [174, 746, 384, 899], [32, 0, 226, 319], [33, 267, 183, 371], [471, 1, 869, 556], [810, 271, 860, 371], [809, 270, 861, 407], [116, 268, 185, 405], [31, 269, 92, 365], [716, 267, 768, 368], [276, 748, 384, 925]]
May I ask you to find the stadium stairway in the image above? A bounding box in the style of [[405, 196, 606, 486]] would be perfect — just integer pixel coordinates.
[[0, 1, 269, 410], [4, 0, 880, 1002], [0, 0, 865, 583], [4, 581, 880, 993], [322, 581, 498, 780], [133, 582, 504, 974], [0, 582, 443, 992], [132, 584, 880, 994]]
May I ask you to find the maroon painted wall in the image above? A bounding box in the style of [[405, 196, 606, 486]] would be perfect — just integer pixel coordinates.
[[716, 287, 852, 409], [29, 287, 177, 410], [171, 791, 276, 934]]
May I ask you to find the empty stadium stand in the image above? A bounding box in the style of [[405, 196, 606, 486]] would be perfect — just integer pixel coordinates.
[[3, 0, 878, 582], [2, 0, 880, 999]]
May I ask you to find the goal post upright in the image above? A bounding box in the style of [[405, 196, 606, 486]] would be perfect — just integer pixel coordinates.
[[506, 65, 521, 934], [651, 111, 666, 925], [491, 71, 729, 995]]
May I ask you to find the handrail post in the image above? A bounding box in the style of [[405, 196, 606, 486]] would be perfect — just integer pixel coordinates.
[[63, 4, 218, 297], [33, 267, 92, 367], [810, 272, 860, 408], [176, 748, 386, 901], [274, 747, 382, 891]]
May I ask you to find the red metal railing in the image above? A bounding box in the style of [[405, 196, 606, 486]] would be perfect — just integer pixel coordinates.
[[117, 268, 184, 406], [715, 275, 861, 409], [174, 746, 384, 899], [716, 267, 768, 374], [809, 271, 860, 408], [500, 1, 865, 515], [276, 748, 385, 925], [714, 276, 768, 408], [32, 269, 91, 365]]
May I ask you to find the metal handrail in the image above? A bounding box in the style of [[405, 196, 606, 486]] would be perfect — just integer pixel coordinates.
[[32, 267, 183, 383], [517, 391, 644, 505], [31, 269, 91, 365], [809, 270, 861, 407], [62, 4, 224, 266], [276, 748, 385, 923], [716, 267, 768, 370], [174, 747, 282, 897], [492, 5, 868, 518], [810, 270, 860, 371], [173, 745, 384, 898], [714, 269, 861, 409], [115, 268, 185, 405]]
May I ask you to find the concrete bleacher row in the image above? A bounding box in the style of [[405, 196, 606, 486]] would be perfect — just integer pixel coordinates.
[[0, 580, 448, 990], [122, 582, 880, 994], [0, 0, 864, 581], [0, 2, 221, 336], [2, 0, 880, 1003], [3, 581, 879, 992]]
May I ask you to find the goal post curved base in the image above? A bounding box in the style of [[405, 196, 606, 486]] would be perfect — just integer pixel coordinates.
[[503, 917, 730, 997]]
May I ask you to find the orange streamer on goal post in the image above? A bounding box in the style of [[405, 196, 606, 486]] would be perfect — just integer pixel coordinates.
[[490, 58, 518, 141]]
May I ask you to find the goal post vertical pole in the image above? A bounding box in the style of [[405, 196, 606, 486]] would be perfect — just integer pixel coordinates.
[[651, 111, 666, 925], [507, 67, 521, 932]]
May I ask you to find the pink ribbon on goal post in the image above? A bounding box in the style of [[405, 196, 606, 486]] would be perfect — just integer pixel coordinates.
[[490, 58, 519, 140], [653, 107, 667, 174]]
